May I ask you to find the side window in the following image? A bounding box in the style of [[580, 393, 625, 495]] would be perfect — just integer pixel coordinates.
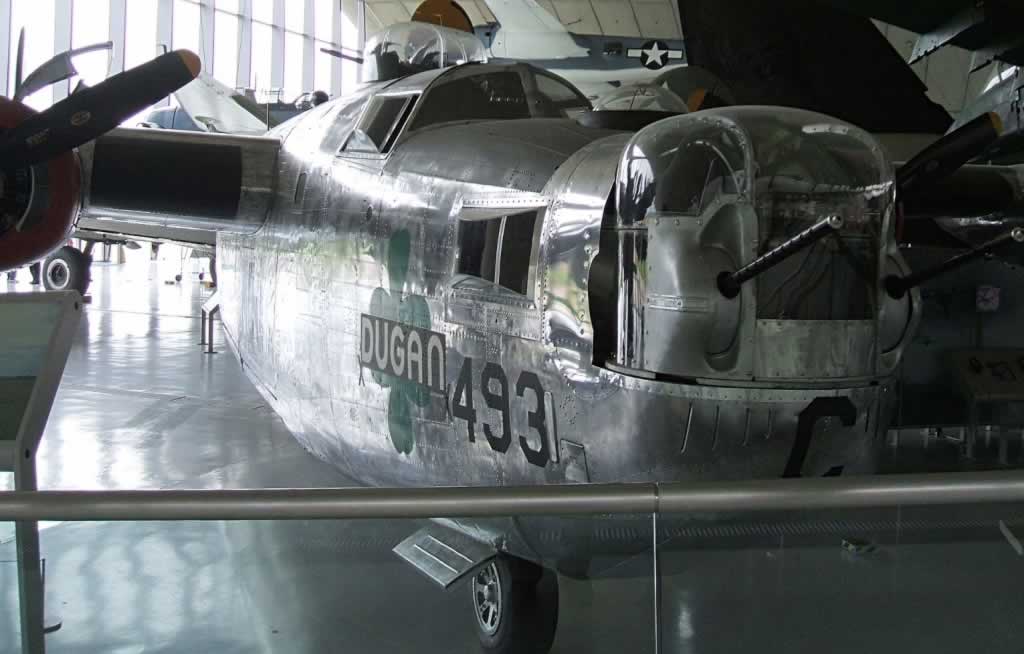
[[457, 211, 539, 296], [342, 95, 417, 154], [497, 211, 536, 295], [322, 95, 369, 153], [458, 218, 501, 282]]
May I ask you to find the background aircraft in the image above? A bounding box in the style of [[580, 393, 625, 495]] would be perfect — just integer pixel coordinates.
[[342, 0, 712, 108], [0, 48, 200, 276], [471, 0, 688, 100]]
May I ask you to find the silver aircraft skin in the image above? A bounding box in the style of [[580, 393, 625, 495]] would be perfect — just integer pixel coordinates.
[[73, 60, 922, 649], [75, 63, 922, 576], [183, 63, 915, 494]]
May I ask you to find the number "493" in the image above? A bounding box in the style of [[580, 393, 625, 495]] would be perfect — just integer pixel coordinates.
[[451, 357, 550, 467]]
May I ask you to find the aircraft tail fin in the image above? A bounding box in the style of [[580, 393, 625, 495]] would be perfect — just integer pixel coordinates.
[[174, 73, 272, 136], [479, 0, 587, 58], [481, 0, 567, 34]]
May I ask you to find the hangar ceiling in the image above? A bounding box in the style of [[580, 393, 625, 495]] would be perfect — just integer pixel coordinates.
[[361, 0, 683, 39]]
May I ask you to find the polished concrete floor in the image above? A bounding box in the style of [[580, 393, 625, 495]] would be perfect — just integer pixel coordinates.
[[1, 249, 1022, 653]]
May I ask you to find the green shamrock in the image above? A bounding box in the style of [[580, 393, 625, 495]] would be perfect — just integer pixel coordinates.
[[369, 230, 432, 455]]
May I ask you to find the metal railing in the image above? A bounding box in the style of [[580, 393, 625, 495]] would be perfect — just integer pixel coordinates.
[[2, 470, 1024, 522]]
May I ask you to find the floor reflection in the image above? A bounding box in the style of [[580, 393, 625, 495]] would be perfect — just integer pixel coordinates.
[[0, 250, 658, 653], [0, 250, 1020, 653]]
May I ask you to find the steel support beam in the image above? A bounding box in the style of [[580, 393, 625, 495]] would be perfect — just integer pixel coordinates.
[[303, 0, 315, 94], [199, 0, 215, 75], [0, 0, 12, 97], [270, 0, 285, 92], [109, 0, 127, 75], [53, 0, 73, 102], [156, 0, 174, 106], [238, 0, 252, 89], [332, 0, 345, 95]]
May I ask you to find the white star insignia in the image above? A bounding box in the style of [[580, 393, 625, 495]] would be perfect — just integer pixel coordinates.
[[643, 42, 665, 66]]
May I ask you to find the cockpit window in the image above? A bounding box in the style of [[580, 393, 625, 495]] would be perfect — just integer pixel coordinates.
[[342, 94, 418, 154], [410, 72, 530, 130], [409, 67, 591, 132]]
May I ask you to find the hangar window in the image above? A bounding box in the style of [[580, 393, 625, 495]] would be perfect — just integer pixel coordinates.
[[342, 94, 418, 154], [457, 211, 539, 296]]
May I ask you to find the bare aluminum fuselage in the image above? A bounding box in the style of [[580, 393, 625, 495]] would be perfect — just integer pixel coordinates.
[[213, 73, 910, 496]]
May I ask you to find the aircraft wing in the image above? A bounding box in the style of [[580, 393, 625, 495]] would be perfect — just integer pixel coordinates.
[[816, 0, 1024, 67], [74, 127, 280, 238], [174, 73, 271, 136]]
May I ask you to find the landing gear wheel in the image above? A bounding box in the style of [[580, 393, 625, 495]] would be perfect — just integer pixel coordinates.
[[43, 246, 91, 294], [471, 557, 558, 654]]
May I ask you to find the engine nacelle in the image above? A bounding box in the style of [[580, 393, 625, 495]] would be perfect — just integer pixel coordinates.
[[602, 107, 917, 384], [0, 97, 81, 273]]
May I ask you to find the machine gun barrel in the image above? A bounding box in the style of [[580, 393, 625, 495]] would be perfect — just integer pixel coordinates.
[[717, 215, 844, 299], [885, 227, 1024, 299]]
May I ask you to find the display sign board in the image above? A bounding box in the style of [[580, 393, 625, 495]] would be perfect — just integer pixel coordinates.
[[950, 349, 1024, 403], [0, 292, 81, 471], [0, 291, 81, 653]]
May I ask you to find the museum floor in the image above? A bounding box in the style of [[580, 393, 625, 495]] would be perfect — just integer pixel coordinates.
[[1, 252, 1021, 653]]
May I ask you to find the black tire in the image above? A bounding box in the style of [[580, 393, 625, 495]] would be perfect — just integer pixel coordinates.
[[471, 557, 558, 654], [43, 246, 91, 294]]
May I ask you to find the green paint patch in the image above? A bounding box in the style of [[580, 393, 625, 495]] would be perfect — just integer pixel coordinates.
[[370, 230, 432, 455]]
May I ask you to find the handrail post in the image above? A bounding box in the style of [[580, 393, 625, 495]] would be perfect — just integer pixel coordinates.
[[201, 291, 221, 355]]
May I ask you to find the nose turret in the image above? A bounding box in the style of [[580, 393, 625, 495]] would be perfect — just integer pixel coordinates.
[[602, 106, 917, 385]]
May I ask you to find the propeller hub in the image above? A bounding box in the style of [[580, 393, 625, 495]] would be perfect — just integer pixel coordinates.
[[0, 106, 39, 241], [0, 48, 199, 274], [0, 163, 36, 239]]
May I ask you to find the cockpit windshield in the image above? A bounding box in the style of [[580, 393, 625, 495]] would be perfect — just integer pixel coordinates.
[[362, 22, 488, 83], [408, 65, 591, 131]]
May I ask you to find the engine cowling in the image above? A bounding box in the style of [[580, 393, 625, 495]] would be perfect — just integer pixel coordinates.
[[0, 97, 81, 273]]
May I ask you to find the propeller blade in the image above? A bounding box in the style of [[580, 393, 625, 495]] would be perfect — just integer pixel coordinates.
[[897, 112, 1003, 195], [15, 41, 113, 103], [14, 28, 25, 96], [0, 49, 200, 168]]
